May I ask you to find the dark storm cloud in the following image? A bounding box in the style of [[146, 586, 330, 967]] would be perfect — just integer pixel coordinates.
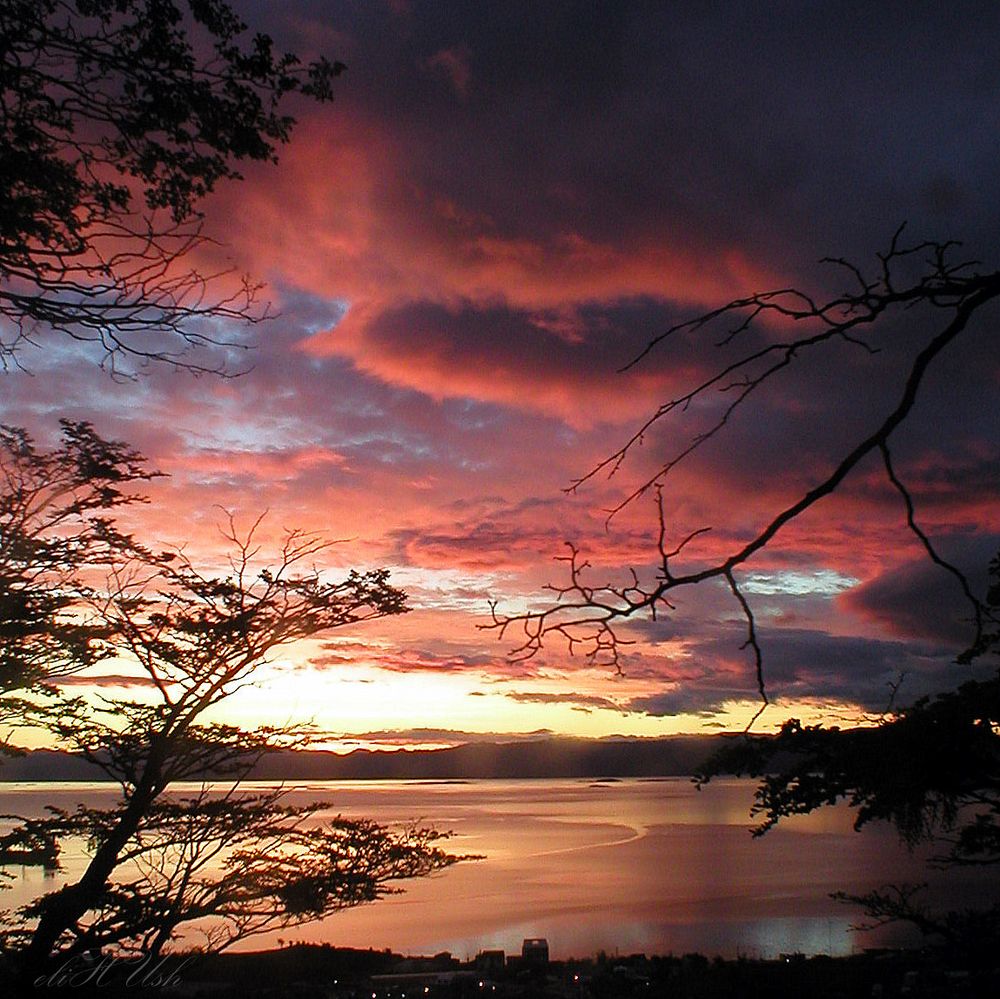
[[841, 536, 1000, 646], [625, 688, 748, 719], [627, 624, 968, 717], [277, 0, 1000, 269], [223, 1, 1000, 478], [358, 298, 683, 390]]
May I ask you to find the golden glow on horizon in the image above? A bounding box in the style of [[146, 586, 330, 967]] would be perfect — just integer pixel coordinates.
[[10, 648, 871, 754]]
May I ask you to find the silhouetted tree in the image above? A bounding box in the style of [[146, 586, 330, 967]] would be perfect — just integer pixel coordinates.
[[827, 884, 1000, 964], [0, 426, 462, 985], [692, 556, 1000, 956], [0, 0, 343, 374], [697, 637, 999, 863], [2, 705, 458, 964], [0, 421, 155, 736]]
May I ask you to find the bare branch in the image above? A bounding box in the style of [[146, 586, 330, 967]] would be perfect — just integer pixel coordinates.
[[723, 569, 768, 721], [879, 441, 985, 661], [489, 235, 1000, 708], [0, 0, 344, 374]]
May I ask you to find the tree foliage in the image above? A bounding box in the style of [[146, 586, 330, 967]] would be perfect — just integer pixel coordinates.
[[0, 420, 155, 713], [827, 884, 1000, 964], [2, 704, 460, 962], [697, 670, 1000, 865], [689, 556, 1000, 949], [0, 424, 463, 984], [0, 0, 344, 374]]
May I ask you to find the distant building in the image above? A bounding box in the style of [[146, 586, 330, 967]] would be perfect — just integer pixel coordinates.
[[476, 950, 505, 975], [521, 938, 549, 967]]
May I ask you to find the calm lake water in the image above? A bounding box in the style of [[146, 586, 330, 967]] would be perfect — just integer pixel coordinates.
[[1, 778, 995, 959]]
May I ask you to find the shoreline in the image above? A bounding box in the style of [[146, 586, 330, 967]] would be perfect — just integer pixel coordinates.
[[29, 941, 993, 998]]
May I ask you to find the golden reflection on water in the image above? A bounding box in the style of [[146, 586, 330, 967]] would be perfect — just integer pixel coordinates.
[[1, 778, 994, 959]]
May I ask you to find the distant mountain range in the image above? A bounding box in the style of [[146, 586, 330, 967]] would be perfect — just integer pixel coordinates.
[[0, 736, 720, 782]]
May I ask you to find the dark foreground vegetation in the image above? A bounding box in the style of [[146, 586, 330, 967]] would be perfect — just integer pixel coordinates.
[[3, 942, 999, 999]]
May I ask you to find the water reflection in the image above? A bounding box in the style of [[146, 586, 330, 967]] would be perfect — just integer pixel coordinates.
[[1, 778, 994, 959]]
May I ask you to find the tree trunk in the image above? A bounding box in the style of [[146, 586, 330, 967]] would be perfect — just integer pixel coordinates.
[[17, 742, 166, 985]]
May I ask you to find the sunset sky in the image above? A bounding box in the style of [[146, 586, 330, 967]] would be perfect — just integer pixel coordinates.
[[4, 1, 999, 750]]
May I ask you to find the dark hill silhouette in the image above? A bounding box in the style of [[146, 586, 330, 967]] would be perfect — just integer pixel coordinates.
[[0, 736, 718, 782]]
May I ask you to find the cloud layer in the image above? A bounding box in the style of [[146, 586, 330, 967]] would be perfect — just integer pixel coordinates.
[[3, 1, 999, 742]]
